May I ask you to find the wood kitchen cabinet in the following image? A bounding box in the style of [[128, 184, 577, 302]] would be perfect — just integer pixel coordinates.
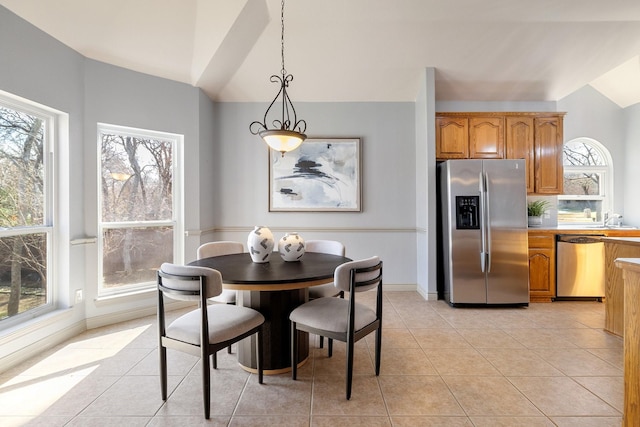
[[505, 116, 535, 193], [603, 237, 640, 337], [528, 231, 556, 302], [533, 116, 564, 194], [469, 117, 504, 158], [436, 115, 504, 160], [437, 112, 565, 195], [613, 258, 640, 426], [505, 114, 564, 195], [436, 116, 468, 159], [527, 228, 640, 305]]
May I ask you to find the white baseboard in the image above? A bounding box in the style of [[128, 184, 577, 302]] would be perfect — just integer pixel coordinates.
[[0, 301, 193, 374], [417, 286, 438, 301], [86, 300, 192, 329], [0, 319, 86, 374], [383, 283, 417, 291]]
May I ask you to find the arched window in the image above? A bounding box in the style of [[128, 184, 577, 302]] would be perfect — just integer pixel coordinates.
[[557, 137, 613, 225]]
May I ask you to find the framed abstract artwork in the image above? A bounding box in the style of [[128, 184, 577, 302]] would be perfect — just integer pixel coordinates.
[[269, 138, 361, 212]]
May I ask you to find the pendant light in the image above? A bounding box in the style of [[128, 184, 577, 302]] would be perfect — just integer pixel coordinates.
[[250, 0, 307, 156]]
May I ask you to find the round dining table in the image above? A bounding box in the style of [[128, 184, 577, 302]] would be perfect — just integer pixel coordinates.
[[189, 252, 351, 373]]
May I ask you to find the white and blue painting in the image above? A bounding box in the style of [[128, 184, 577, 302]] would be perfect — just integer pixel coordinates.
[[270, 139, 360, 211]]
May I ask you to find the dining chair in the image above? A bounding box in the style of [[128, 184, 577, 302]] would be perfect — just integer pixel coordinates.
[[197, 241, 244, 305], [197, 241, 244, 363], [290, 256, 382, 399], [157, 263, 264, 419], [305, 239, 346, 349]]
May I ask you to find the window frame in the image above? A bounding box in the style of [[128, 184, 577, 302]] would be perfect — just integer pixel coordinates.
[[558, 137, 613, 226], [0, 91, 56, 328], [96, 123, 183, 297]]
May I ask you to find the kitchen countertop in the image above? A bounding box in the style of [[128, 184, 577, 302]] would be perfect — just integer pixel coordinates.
[[560, 227, 637, 231], [558, 225, 637, 230], [615, 257, 640, 271], [603, 237, 640, 246], [528, 227, 640, 237]]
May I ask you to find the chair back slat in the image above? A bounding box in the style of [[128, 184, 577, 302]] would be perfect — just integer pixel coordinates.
[[353, 265, 382, 289], [290, 255, 383, 399], [158, 263, 222, 300], [335, 256, 381, 293], [157, 261, 265, 418]]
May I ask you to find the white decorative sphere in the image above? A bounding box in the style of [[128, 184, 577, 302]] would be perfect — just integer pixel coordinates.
[[278, 232, 306, 262], [247, 226, 274, 263]]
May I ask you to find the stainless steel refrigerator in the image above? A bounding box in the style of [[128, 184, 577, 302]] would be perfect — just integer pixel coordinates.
[[438, 159, 529, 306]]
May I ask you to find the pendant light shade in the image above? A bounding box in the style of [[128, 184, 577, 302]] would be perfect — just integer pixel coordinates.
[[261, 129, 304, 153], [250, 0, 307, 157]]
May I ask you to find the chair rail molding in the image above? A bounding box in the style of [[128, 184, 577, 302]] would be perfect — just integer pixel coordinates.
[[186, 226, 417, 236]]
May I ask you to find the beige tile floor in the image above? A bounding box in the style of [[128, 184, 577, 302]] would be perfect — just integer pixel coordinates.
[[0, 292, 624, 426]]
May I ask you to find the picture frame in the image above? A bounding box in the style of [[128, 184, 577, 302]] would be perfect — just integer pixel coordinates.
[[269, 138, 361, 212]]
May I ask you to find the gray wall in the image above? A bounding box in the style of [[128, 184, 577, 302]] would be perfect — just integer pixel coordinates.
[[436, 101, 557, 113], [211, 102, 418, 286], [558, 85, 626, 216], [0, 6, 216, 367], [415, 68, 437, 299], [82, 59, 212, 321], [2, 2, 639, 370], [1, 5, 86, 363]]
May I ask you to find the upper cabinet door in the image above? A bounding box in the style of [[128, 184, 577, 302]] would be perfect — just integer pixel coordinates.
[[505, 116, 535, 194], [534, 116, 564, 194], [436, 117, 469, 159], [469, 117, 504, 159], [436, 112, 565, 195]]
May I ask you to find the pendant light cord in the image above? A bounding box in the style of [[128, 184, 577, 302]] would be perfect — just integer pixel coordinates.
[[249, 0, 307, 154], [280, 0, 286, 77]]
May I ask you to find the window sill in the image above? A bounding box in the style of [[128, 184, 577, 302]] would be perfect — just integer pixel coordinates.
[[0, 307, 74, 343], [94, 287, 156, 306]]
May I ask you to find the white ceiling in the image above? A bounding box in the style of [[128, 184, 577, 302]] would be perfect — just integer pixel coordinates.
[[2, 0, 640, 105]]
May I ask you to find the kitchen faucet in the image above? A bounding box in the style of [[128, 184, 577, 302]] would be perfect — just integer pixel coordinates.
[[604, 212, 623, 226]]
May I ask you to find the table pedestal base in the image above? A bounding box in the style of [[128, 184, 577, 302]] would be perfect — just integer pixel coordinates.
[[239, 357, 309, 375], [237, 289, 309, 373]]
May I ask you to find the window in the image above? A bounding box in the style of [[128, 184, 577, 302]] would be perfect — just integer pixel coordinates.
[[0, 96, 54, 323], [98, 124, 182, 296], [558, 138, 612, 225]]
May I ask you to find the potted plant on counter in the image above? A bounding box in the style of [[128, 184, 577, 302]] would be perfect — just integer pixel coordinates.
[[527, 200, 550, 227]]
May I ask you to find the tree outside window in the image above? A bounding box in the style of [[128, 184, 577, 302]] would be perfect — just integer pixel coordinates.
[[558, 138, 611, 225], [0, 103, 51, 321], [99, 125, 180, 294]]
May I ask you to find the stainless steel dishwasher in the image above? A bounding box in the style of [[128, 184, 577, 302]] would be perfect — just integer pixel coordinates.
[[556, 234, 605, 300]]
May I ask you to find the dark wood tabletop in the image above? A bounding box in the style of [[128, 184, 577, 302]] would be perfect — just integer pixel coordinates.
[[189, 252, 352, 291], [189, 251, 351, 372]]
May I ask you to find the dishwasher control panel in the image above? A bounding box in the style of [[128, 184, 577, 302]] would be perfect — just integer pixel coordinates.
[[556, 235, 604, 244]]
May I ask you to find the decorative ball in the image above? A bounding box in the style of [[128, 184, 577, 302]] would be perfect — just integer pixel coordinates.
[[278, 232, 306, 262], [247, 226, 274, 263]]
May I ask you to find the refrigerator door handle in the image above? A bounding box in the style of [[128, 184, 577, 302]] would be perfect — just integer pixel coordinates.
[[484, 172, 492, 273], [479, 172, 487, 273]]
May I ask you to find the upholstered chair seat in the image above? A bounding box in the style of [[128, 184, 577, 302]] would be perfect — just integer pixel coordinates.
[[157, 263, 264, 419], [290, 256, 382, 399], [305, 239, 346, 349]]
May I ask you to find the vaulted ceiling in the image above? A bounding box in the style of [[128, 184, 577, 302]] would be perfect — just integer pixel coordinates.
[[2, 0, 640, 106]]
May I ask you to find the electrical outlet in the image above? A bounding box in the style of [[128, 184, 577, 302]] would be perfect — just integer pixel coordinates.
[[75, 289, 83, 304]]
